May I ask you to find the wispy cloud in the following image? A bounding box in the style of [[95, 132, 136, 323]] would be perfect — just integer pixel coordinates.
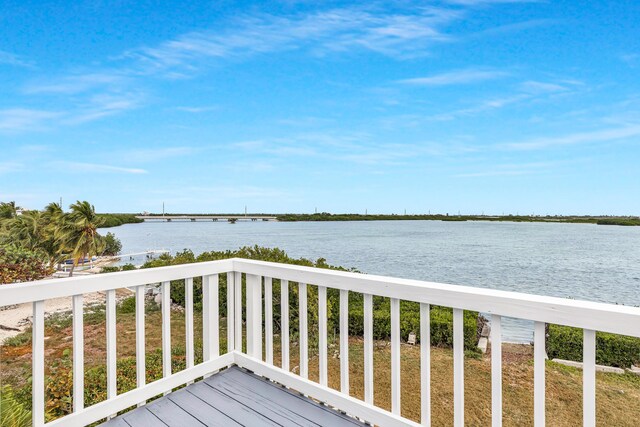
[[124, 7, 461, 74], [63, 93, 143, 124], [0, 162, 23, 174], [0, 108, 62, 132], [175, 106, 219, 113], [0, 50, 32, 68], [24, 72, 127, 95], [621, 53, 639, 67], [519, 80, 568, 94], [503, 125, 640, 150], [399, 68, 509, 86], [125, 147, 196, 162], [52, 161, 148, 174], [446, 0, 541, 5]]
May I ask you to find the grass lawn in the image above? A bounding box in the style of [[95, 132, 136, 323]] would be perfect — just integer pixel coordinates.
[[2, 305, 639, 426]]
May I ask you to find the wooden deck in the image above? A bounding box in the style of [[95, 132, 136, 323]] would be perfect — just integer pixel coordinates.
[[100, 366, 365, 426]]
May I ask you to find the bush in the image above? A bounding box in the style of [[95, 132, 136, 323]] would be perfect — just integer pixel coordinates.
[[348, 302, 479, 351], [0, 385, 31, 427], [547, 324, 640, 368], [0, 246, 53, 283], [102, 232, 122, 256]]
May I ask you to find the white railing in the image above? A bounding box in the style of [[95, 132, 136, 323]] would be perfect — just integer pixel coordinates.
[[2, 258, 640, 427]]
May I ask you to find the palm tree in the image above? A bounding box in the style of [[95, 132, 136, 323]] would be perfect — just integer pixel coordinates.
[[0, 201, 20, 219], [61, 201, 105, 276], [7, 210, 43, 250]]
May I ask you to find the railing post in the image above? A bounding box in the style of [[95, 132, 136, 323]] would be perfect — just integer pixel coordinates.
[[318, 286, 328, 386], [246, 274, 262, 359], [453, 308, 464, 427], [234, 271, 243, 352], [72, 294, 84, 412], [583, 329, 596, 427], [364, 293, 374, 404], [299, 282, 308, 379], [491, 314, 502, 427], [281, 280, 290, 371], [391, 298, 401, 415], [32, 300, 45, 427], [106, 289, 117, 408], [185, 278, 195, 373], [420, 303, 430, 426], [534, 321, 546, 427], [340, 289, 349, 395], [161, 281, 172, 391], [135, 285, 146, 405], [265, 277, 273, 364], [203, 274, 219, 362], [226, 272, 235, 352]]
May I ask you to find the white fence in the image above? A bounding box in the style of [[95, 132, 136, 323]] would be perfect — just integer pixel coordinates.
[[1, 258, 639, 427]]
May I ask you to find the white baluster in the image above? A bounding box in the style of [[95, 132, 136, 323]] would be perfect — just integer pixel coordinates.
[[234, 272, 242, 352], [391, 298, 401, 415], [135, 286, 146, 405], [106, 289, 117, 406], [364, 293, 374, 404], [226, 272, 235, 352], [185, 278, 194, 374], [318, 286, 328, 386], [265, 277, 273, 364], [72, 294, 84, 412], [340, 289, 349, 394], [281, 280, 290, 371], [299, 282, 308, 379], [203, 274, 219, 363], [161, 281, 172, 389], [420, 303, 430, 426], [583, 329, 596, 427], [534, 321, 546, 427], [32, 300, 45, 427], [491, 314, 502, 427], [453, 308, 464, 427], [246, 274, 262, 358]]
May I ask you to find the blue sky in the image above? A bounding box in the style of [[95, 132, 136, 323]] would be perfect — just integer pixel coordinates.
[[1, 0, 639, 215]]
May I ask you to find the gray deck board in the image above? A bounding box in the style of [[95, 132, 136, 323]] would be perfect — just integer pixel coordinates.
[[99, 366, 365, 427], [206, 368, 363, 426]]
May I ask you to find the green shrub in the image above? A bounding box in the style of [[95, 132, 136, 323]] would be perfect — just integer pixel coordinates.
[[348, 303, 479, 351], [547, 324, 640, 368], [3, 332, 31, 347], [117, 296, 136, 314], [1, 386, 31, 427]]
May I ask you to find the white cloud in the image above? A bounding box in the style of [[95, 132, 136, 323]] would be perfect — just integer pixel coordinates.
[[0, 109, 61, 132], [399, 69, 508, 86], [519, 80, 568, 94], [124, 7, 461, 74], [64, 93, 142, 124], [175, 106, 219, 113], [503, 125, 640, 150], [0, 162, 23, 174], [52, 161, 148, 174], [125, 147, 196, 162], [24, 73, 127, 95], [0, 50, 32, 68]]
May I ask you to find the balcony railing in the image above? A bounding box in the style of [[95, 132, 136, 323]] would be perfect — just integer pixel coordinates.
[[2, 258, 639, 427]]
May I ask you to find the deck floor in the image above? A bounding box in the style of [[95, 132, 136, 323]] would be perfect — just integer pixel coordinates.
[[101, 366, 365, 426]]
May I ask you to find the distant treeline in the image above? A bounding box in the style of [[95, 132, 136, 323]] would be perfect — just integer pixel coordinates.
[[97, 214, 144, 228], [126, 212, 640, 226], [275, 213, 640, 226]]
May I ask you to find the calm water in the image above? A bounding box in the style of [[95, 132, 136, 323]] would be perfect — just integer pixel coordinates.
[[102, 220, 640, 342]]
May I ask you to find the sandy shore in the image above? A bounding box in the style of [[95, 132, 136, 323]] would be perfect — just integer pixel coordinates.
[[0, 289, 132, 343]]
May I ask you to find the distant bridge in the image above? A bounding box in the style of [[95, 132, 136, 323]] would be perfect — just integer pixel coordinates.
[[136, 215, 278, 222]]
